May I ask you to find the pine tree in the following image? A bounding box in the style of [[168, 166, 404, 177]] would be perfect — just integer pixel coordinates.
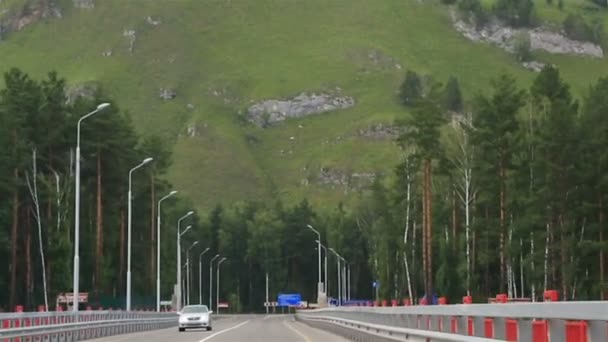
[[399, 71, 422, 106]]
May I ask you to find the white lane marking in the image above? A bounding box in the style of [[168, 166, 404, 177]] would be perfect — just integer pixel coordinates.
[[282, 319, 312, 342], [263, 315, 272, 320], [198, 320, 250, 342]]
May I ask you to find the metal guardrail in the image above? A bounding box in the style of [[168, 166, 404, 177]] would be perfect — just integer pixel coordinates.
[[0, 311, 177, 342], [297, 301, 608, 341], [297, 314, 499, 342]]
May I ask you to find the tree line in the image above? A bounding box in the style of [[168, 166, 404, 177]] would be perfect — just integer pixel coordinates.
[[1, 64, 607, 311]]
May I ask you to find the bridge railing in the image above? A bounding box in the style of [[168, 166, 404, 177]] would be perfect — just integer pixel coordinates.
[[0, 311, 177, 342], [297, 301, 608, 342]]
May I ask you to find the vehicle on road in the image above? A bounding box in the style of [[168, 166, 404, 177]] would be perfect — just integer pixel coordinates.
[[177, 305, 213, 332]]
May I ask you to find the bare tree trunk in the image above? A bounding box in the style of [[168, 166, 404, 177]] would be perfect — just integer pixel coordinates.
[[544, 222, 550, 293], [10, 167, 20, 309], [150, 173, 156, 290], [95, 150, 103, 293], [422, 186, 427, 301], [499, 156, 506, 294], [599, 199, 604, 300], [403, 159, 413, 303], [424, 158, 433, 299], [451, 189, 457, 247], [26, 210, 32, 308], [119, 202, 126, 294], [26, 149, 49, 310], [559, 215, 567, 300]]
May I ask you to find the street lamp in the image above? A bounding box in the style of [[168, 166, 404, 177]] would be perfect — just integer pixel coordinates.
[[186, 241, 199, 305], [306, 224, 323, 299], [126, 157, 154, 311], [209, 254, 220, 310], [176, 211, 194, 311], [216, 258, 227, 312], [72, 102, 110, 312], [339, 256, 347, 303], [315, 240, 329, 296], [198, 248, 210, 304], [156, 190, 178, 312], [329, 248, 343, 305]]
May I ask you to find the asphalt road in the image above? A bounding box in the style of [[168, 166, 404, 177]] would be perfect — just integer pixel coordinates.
[[90, 314, 350, 342]]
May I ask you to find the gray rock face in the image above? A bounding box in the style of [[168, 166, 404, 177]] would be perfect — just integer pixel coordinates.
[[0, 0, 62, 39], [73, 0, 94, 9], [316, 167, 377, 193], [522, 60, 547, 72], [66, 82, 99, 104], [452, 12, 604, 58], [159, 88, 176, 100], [357, 123, 401, 140], [247, 92, 354, 127], [123, 29, 136, 53]]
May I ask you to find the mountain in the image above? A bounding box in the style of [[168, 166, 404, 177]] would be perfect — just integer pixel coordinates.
[[1, 0, 606, 211]]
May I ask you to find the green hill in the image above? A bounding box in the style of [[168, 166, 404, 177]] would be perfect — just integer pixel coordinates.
[[1, 0, 606, 210]]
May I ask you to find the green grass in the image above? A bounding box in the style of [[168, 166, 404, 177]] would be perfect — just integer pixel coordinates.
[[0, 0, 607, 210]]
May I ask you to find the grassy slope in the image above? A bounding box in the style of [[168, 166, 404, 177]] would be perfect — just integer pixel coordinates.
[[0, 0, 606, 210]]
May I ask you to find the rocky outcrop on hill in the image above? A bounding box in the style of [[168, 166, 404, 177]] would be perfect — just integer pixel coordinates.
[[357, 123, 401, 140], [247, 92, 355, 127], [313, 167, 377, 193], [0, 0, 61, 39], [452, 13, 604, 58], [66, 82, 99, 104], [72, 0, 94, 9]]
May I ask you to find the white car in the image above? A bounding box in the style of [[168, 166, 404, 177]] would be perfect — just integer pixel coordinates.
[[178, 305, 213, 332]]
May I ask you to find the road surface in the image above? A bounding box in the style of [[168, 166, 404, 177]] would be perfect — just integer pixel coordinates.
[[91, 314, 349, 342]]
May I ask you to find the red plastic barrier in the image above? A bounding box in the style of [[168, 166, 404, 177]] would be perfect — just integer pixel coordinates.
[[419, 297, 428, 305], [3, 319, 11, 342], [544, 290, 559, 302], [496, 294, 508, 303], [468, 318, 474, 336], [506, 319, 518, 341], [402, 298, 411, 306], [484, 318, 494, 338], [532, 320, 548, 342], [438, 297, 447, 305], [565, 321, 588, 342], [463, 296, 472, 304], [391, 300, 398, 307], [451, 317, 458, 333], [381, 300, 388, 307]]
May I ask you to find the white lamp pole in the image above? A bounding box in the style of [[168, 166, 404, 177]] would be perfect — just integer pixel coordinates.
[[216, 258, 227, 312], [186, 241, 199, 305], [306, 225, 323, 299], [126, 157, 154, 311], [198, 248, 210, 304], [176, 211, 194, 311], [72, 103, 110, 312], [316, 240, 328, 295], [209, 254, 220, 310], [156, 190, 177, 312], [329, 248, 343, 305]]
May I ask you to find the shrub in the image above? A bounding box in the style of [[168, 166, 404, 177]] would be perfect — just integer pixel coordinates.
[[563, 14, 604, 43], [494, 0, 536, 27], [514, 32, 532, 62], [458, 0, 489, 28]]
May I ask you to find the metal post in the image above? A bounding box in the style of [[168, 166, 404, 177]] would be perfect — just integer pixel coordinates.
[[176, 212, 194, 311], [307, 225, 323, 301], [209, 254, 220, 310], [73, 103, 109, 312], [265, 272, 269, 314], [157, 191, 177, 312], [337, 258, 342, 305], [216, 258, 226, 313], [198, 248, 209, 305], [186, 257, 190, 305], [127, 157, 153, 311], [347, 264, 351, 300]]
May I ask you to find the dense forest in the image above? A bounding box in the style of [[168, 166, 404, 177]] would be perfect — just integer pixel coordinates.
[[0, 65, 607, 312]]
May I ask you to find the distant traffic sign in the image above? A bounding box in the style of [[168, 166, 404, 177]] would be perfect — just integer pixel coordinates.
[[277, 293, 302, 307]]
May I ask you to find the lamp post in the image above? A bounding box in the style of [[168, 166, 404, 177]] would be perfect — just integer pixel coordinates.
[[209, 254, 220, 310], [339, 256, 347, 303], [329, 248, 343, 305], [198, 248, 210, 304], [306, 224, 323, 299], [186, 241, 199, 305], [216, 258, 227, 312], [315, 240, 328, 296], [126, 157, 154, 311], [176, 211, 194, 311], [156, 190, 178, 312], [72, 103, 110, 312]]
